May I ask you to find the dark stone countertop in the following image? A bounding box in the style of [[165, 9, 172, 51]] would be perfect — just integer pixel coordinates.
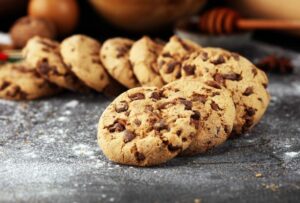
[[0, 41, 300, 203]]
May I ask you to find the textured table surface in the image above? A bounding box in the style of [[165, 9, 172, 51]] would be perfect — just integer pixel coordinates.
[[0, 42, 300, 203]]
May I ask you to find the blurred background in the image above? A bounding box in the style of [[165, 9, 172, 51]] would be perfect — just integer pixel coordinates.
[[1, 0, 300, 51]]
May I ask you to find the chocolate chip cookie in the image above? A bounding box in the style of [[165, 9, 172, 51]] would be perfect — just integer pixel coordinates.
[[180, 48, 270, 134], [0, 62, 60, 100], [157, 35, 202, 84], [162, 79, 236, 155], [98, 87, 199, 166], [60, 35, 110, 92], [22, 36, 86, 91], [129, 36, 165, 87], [100, 38, 139, 89]]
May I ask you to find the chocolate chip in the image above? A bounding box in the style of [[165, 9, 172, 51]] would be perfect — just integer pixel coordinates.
[[252, 68, 258, 76], [150, 91, 160, 100], [212, 92, 220, 96], [211, 101, 221, 111], [128, 93, 145, 101], [191, 93, 207, 104], [0, 81, 10, 91], [158, 101, 173, 110], [115, 101, 129, 113], [183, 64, 196, 75], [162, 52, 172, 58], [211, 55, 225, 65], [190, 111, 201, 129], [167, 144, 181, 152], [124, 130, 136, 143], [116, 44, 131, 58], [245, 107, 256, 116], [243, 87, 254, 96], [177, 37, 192, 51], [92, 58, 101, 64], [135, 152, 145, 161], [165, 62, 180, 73], [175, 71, 181, 79], [224, 125, 231, 134], [213, 73, 224, 84], [145, 105, 154, 112], [153, 120, 168, 131], [176, 129, 182, 136], [108, 120, 126, 133], [133, 119, 141, 126], [205, 81, 221, 89], [38, 58, 51, 74], [231, 53, 240, 60], [179, 99, 192, 110], [222, 73, 242, 81], [200, 52, 208, 61]]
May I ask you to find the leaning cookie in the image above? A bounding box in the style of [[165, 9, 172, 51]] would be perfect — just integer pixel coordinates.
[[129, 36, 165, 87], [0, 62, 60, 100], [60, 35, 110, 92], [162, 79, 236, 155], [98, 87, 199, 166], [100, 38, 139, 89], [22, 36, 86, 92], [180, 48, 270, 134], [157, 35, 202, 84]]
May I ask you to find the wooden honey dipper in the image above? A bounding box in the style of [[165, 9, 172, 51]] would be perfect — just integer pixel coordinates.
[[199, 7, 300, 35]]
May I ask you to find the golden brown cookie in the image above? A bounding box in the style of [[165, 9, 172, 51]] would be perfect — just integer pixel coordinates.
[[100, 38, 139, 89], [60, 35, 110, 92], [162, 79, 236, 155], [129, 36, 165, 87], [98, 87, 199, 166], [22, 36, 86, 91], [157, 35, 202, 83], [0, 62, 60, 100]]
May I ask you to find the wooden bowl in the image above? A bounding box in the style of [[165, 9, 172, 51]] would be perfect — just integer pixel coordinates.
[[89, 0, 206, 32]]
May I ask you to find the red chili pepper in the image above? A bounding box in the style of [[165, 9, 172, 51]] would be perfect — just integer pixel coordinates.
[[0, 52, 8, 61]]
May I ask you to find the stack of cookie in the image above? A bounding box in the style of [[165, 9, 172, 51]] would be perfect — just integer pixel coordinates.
[[0, 34, 270, 166], [97, 36, 270, 166]]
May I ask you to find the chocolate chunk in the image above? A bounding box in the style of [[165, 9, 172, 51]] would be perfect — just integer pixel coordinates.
[[231, 53, 240, 60], [245, 107, 256, 117], [222, 73, 242, 81], [135, 152, 145, 161], [133, 119, 141, 126], [211, 55, 225, 65], [153, 120, 168, 131], [38, 58, 51, 74], [0, 81, 10, 91], [165, 61, 181, 73], [179, 99, 192, 110], [200, 52, 208, 61], [243, 87, 254, 96], [205, 81, 221, 89], [150, 91, 160, 100], [213, 73, 224, 84], [108, 120, 126, 133], [211, 101, 221, 111], [128, 92, 145, 101], [116, 44, 131, 58], [162, 52, 172, 58], [191, 93, 207, 104], [168, 144, 181, 152], [115, 101, 129, 113], [183, 64, 196, 75], [124, 130, 136, 143]]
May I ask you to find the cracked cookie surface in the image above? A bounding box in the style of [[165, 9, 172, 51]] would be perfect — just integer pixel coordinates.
[[98, 87, 198, 166], [0, 62, 60, 100], [129, 36, 165, 87], [162, 79, 236, 155], [22, 36, 86, 91], [100, 38, 139, 89], [60, 35, 110, 92]]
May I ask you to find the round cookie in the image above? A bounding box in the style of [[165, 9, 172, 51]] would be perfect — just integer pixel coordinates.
[[100, 38, 139, 89], [22, 36, 86, 92], [98, 87, 199, 166], [180, 48, 270, 134], [0, 62, 60, 100], [129, 36, 165, 87], [162, 79, 236, 155], [60, 35, 110, 92], [157, 35, 202, 84]]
